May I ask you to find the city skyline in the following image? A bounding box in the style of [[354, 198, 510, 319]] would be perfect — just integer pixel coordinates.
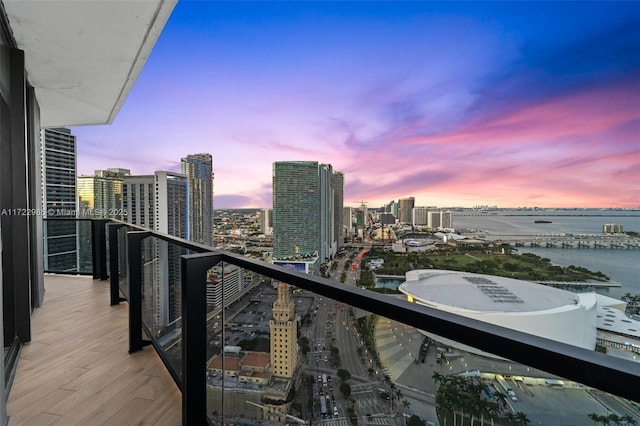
[[71, 1, 639, 209]]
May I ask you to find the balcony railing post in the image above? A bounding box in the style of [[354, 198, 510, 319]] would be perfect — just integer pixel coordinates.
[[91, 219, 109, 280], [108, 223, 127, 306], [128, 230, 152, 353], [181, 252, 222, 426]]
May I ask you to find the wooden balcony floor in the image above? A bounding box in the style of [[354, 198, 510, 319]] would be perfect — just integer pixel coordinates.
[[7, 275, 181, 426]]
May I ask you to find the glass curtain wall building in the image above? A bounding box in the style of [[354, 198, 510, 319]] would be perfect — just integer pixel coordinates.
[[332, 171, 344, 249], [272, 161, 342, 273], [40, 128, 78, 272], [181, 153, 214, 246], [78, 168, 130, 219]]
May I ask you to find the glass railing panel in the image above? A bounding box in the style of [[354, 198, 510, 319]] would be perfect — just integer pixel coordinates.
[[200, 254, 639, 426], [76, 219, 93, 274], [139, 236, 190, 375], [116, 225, 130, 299], [380, 317, 640, 426], [119, 234, 637, 424], [104, 223, 110, 277], [43, 218, 82, 273], [206, 262, 273, 423]]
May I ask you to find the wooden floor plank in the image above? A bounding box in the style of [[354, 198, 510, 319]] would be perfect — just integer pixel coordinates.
[[7, 275, 181, 426], [20, 413, 61, 426]]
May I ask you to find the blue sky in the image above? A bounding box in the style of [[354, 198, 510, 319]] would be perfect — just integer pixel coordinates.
[[73, 1, 640, 208]]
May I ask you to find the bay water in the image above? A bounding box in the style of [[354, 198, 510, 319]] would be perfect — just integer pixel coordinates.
[[453, 210, 640, 299]]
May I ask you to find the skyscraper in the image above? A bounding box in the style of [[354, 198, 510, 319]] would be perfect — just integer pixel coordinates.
[[428, 211, 441, 229], [332, 171, 344, 248], [40, 128, 77, 272], [122, 171, 188, 328], [398, 197, 415, 224], [356, 202, 368, 239], [343, 206, 354, 240], [412, 206, 429, 226], [272, 161, 340, 273], [412, 206, 439, 227], [259, 208, 272, 235], [76, 168, 130, 271], [181, 153, 214, 246], [384, 200, 399, 219], [77, 168, 130, 219], [428, 210, 453, 230]]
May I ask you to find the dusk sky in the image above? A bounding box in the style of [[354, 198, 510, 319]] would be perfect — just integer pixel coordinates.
[[72, 1, 640, 209]]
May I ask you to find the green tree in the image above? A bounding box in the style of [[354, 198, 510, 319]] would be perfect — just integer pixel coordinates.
[[402, 399, 411, 415], [337, 368, 351, 382], [503, 412, 517, 424], [340, 382, 351, 398], [407, 415, 426, 426], [494, 391, 508, 409], [299, 336, 310, 355], [515, 412, 530, 425], [347, 407, 357, 425], [608, 414, 622, 426]]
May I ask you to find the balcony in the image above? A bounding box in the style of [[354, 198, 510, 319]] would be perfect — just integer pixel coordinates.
[[8, 219, 639, 425], [7, 274, 180, 425]]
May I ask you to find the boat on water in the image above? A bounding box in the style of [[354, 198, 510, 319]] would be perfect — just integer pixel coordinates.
[[534, 220, 552, 224]]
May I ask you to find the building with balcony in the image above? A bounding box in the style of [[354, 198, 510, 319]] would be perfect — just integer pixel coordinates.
[[259, 208, 272, 235], [412, 206, 428, 226], [1, 2, 637, 424], [332, 171, 344, 248], [206, 264, 251, 309], [603, 223, 624, 234], [0, 1, 177, 423], [181, 153, 214, 246], [41, 128, 77, 217], [398, 197, 415, 224], [428, 210, 453, 230], [78, 168, 130, 219], [272, 161, 342, 272], [122, 171, 188, 328], [343, 206, 354, 238], [41, 128, 78, 272]]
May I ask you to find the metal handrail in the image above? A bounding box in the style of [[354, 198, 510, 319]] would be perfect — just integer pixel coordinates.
[[101, 218, 639, 423]]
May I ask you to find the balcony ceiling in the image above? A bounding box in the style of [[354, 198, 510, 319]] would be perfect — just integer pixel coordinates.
[[3, 0, 176, 128]]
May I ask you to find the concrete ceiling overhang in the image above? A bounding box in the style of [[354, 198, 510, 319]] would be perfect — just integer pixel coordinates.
[[3, 0, 176, 128]]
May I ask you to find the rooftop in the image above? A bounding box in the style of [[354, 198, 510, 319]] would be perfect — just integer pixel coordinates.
[[400, 269, 586, 313]]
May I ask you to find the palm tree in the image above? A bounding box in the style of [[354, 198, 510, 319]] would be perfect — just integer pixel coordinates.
[[494, 391, 508, 409], [402, 399, 411, 416], [503, 412, 516, 424], [598, 415, 611, 426], [589, 413, 601, 425], [432, 372, 445, 385], [465, 390, 484, 426], [622, 415, 638, 426], [486, 401, 500, 426], [608, 414, 622, 426], [515, 412, 530, 425], [477, 399, 496, 426]]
